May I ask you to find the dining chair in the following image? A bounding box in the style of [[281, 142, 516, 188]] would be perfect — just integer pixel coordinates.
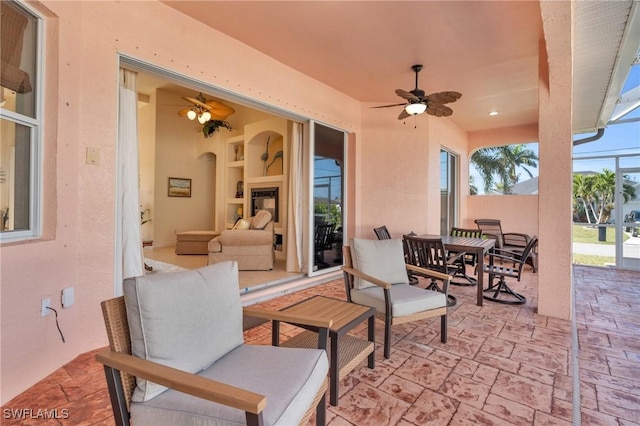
[[474, 219, 537, 272], [342, 238, 450, 359], [314, 222, 335, 266], [402, 234, 462, 307], [96, 262, 330, 426], [483, 236, 539, 305], [448, 227, 483, 286]]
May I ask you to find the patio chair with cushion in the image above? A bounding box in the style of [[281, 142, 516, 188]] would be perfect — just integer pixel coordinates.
[[474, 218, 537, 272], [342, 238, 450, 359], [373, 225, 419, 285], [483, 236, 539, 305], [96, 262, 330, 426], [448, 227, 484, 286]]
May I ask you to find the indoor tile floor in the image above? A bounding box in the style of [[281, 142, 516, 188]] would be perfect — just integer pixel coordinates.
[[2, 265, 639, 425]]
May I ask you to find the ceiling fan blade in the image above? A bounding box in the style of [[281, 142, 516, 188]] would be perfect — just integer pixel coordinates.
[[426, 91, 462, 104], [204, 100, 236, 119], [371, 102, 407, 109], [395, 89, 420, 102], [177, 108, 190, 117], [183, 96, 209, 109], [397, 109, 410, 120], [426, 105, 453, 117]]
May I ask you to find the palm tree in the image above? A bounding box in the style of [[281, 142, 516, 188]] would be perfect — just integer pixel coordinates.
[[572, 169, 636, 224], [470, 144, 539, 194]]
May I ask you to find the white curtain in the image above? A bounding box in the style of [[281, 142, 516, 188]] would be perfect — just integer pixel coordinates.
[[286, 122, 304, 272], [116, 68, 144, 294]]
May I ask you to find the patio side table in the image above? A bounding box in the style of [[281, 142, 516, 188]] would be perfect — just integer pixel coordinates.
[[272, 295, 375, 406]]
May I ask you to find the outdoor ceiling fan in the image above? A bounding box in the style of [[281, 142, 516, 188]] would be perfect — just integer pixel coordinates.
[[177, 92, 235, 124], [373, 64, 462, 120]]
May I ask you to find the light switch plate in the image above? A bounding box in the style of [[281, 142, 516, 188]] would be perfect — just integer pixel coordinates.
[[61, 287, 74, 308], [86, 147, 100, 165]]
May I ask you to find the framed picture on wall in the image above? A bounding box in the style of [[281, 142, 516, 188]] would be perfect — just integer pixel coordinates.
[[168, 177, 191, 197]]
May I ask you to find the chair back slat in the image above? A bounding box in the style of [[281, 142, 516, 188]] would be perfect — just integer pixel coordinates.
[[450, 227, 483, 239], [373, 226, 391, 240], [403, 235, 448, 275], [474, 219, 504, 246], [101, 297, 136, 412]]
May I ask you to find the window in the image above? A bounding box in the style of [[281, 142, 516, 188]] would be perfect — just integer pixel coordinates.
[[469, 143, 539, 195], [0, 0, 41, 241]]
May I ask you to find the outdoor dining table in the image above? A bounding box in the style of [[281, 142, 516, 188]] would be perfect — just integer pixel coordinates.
[[419, 234, 496, 306]]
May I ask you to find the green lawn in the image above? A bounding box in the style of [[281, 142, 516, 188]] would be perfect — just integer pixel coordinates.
[[572, 253, 615, 267], [572, 224, 630, 245]]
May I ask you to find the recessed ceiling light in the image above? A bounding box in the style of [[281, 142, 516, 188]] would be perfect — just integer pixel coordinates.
[[488, 111, 499, 116]]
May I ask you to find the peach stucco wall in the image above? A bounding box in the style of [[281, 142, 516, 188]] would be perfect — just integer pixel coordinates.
[[0, 0, 575, 403], [537, 1, 574, 320], [0, 0, 361, 404]]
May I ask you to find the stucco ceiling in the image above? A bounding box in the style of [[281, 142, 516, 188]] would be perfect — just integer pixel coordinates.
[[156, 1, 639, 134]]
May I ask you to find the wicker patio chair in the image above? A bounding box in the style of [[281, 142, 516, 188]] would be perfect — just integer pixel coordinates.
[[96, 262, 330, 426]]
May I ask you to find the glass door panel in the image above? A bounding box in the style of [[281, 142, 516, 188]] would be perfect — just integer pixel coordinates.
[[308, 123, 345, 275], [618, 167, 640, 270], [440, 149, 458, 235]]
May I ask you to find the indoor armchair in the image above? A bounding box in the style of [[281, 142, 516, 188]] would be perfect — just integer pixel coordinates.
[[208, 210, 274, 270]]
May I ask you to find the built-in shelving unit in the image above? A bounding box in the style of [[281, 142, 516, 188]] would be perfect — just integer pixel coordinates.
[[222, 118, 289, 259], [225, 135, 245, 229]]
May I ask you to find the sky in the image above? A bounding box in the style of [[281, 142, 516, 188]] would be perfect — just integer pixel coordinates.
[[471, 62, 640, 194]]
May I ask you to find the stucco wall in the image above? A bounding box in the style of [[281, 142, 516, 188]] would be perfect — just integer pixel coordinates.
[[0, 0, 361, 404]]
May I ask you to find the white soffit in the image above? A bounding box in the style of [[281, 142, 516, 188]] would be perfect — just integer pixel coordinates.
[[573, 1, 640, 133]]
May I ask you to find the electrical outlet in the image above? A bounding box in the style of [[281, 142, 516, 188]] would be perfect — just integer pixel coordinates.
[[41, 298, 51, 317]]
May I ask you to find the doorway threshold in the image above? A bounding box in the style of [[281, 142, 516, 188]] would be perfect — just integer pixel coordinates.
[[241, 270, 341, 306]]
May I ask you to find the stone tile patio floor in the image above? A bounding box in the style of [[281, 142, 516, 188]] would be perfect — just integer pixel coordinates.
[[2, 265, 639, 425]]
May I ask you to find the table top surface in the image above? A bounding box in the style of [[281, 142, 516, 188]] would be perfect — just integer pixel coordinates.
[[281, 295, 374, 331], [418, 234, 495, 251]]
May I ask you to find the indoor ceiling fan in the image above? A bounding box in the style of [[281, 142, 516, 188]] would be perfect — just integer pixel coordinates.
[[177, 92, 235, 124], [373, 65, 462, 120]]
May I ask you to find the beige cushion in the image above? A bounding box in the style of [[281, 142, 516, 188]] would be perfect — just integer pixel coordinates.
[[350, 238, 409, 289], [351, 284, 446, 316], [251, 210, 272, 230], [124, 262, 244, 402], [232, 219, 250, 230]]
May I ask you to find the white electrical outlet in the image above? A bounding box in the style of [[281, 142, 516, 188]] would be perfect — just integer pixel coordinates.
[[41, 298, 51, 317]]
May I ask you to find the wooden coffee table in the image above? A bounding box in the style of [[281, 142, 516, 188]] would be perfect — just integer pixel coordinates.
[[272, 296, 375, 406]]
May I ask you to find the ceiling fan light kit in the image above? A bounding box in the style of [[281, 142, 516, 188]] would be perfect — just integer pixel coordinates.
[[405, 103, 427, 115], [177, 92, 236, 137], [373, 64, 462, 121]]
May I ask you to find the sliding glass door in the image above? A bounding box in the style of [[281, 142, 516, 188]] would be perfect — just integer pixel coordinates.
[[440, 148, 458, 235], [307, 122, 346, 276]]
